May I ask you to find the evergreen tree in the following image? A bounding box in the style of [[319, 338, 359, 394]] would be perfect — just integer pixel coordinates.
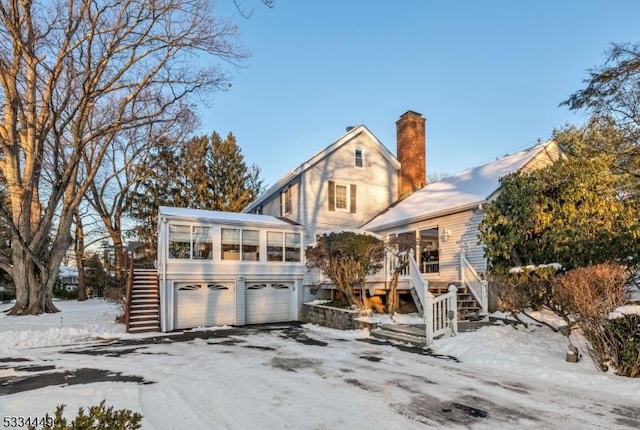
[[479, 127, 640, 272], [127, 132, 264, 257], [208, 132, 263, 212]]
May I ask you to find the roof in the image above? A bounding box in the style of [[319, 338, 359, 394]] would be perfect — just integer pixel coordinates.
[[243, 125, 399, 213], [158, 206, 301, 228], [362, 141, 560, 231]]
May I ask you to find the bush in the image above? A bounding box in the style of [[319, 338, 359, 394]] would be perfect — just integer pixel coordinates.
[[0, 289, 16, 303], [552, 264, 628, 320], [488, 265, 560, 314], [607, 314, 640, 377], [29, 400, 142, 430], [552, 264, 634, 374], [53, 286, 78, 300]]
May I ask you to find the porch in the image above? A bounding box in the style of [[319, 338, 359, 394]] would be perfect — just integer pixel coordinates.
[[364, 248, 487, 316]]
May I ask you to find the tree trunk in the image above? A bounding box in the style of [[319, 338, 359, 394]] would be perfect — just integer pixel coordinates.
[[387, 271, 400, 314], [75, 210, 87, 301]]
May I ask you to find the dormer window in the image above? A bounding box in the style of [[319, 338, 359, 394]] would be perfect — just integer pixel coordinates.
[[355, 148, 364, 168]]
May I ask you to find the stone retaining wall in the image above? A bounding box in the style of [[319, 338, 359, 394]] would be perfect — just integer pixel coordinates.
[[300, 303, 371, 330]]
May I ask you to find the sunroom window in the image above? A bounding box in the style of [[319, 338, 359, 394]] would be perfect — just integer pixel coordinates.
[[168, 225, 191, 259], [221, 228, 240, 260], [242, 230, 260, 261]]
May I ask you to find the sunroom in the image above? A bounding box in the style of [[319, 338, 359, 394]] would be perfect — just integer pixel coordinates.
[[157, 206, 306, 332]]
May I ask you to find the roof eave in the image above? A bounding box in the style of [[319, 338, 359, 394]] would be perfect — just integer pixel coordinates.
[[365, 201, 487, 232]]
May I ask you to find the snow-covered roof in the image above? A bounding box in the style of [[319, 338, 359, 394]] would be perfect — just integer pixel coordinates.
[[159, 206, 301, 228], [58, 266, 79, 277], [363, 141, 559, 231], [243, 125, 399, 213]]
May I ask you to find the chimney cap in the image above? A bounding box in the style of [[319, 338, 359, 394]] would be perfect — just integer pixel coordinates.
[[399, 110, 423, 119]]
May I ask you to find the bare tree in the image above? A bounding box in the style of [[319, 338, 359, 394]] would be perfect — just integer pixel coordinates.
[[84, 118, 195, 283], [0, 0, 245, 315]]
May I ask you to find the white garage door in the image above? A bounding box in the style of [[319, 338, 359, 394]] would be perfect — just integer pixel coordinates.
[[174, 282, 235, 329], [246, 283, 294, 324]]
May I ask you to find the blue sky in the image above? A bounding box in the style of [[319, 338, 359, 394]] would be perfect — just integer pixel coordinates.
[[198, 0, 640, 187]]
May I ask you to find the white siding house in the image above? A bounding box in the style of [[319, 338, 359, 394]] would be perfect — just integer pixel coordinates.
[[243, 124, 401, 289], [157, 207, 306, 332], [362, 140, 564, 288]]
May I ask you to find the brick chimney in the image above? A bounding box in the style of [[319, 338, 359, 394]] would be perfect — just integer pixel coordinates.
[[396, 110, 426, 197]]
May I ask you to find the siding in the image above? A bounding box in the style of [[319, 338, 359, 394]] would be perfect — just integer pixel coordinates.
[[302, 133, 398, 245], [371, 209, 486, 283]]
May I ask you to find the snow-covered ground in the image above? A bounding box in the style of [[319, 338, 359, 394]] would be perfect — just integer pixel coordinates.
[[0, 300, 639, 429]]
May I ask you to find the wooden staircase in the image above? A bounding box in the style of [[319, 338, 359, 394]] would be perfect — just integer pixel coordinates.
[[427, 282, 483, 321], [126, 269, 160, 333]]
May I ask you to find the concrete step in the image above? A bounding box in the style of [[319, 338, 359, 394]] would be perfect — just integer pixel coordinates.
[[370, 327, 426, 347]]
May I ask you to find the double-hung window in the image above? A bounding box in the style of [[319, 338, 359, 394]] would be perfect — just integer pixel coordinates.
[[354, 148, 364, 168]]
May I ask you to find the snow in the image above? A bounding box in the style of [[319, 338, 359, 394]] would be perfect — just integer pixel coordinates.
[[159, 206, 299, 227], [609, 305, 640, 319], [363, 141, 556, 231], [509, 262, 564, 273], [1, 299, 639, 429]]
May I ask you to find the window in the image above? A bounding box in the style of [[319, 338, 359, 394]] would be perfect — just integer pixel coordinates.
[[335, 184, 348, 210], [266, 231, 301, 262], [281, 187, 292, 215], [355, 148, 364, 168], [192, 226, 213, 259], [242, 230, 259, 261], [168, 225, 191, 259], [267, 231, 283, 261], [221, 228, 240, 260], [285, 233, 301, 262], [419, 228, 439, 274], [328, 181, 357, 213]]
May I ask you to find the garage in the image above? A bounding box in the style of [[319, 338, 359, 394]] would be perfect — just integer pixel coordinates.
[[246, 282, 294, 324], [174, 282, 235, 329], [158, 207, 305, 332]]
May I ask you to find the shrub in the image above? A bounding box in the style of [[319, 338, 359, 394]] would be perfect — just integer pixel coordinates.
[[305, 232, 384, 309], [553, 264, 632, 373], [552, 264, 628, 320], [29, 400, 142, 430], [607, 314, 640, 377], [488, 265, 560, 316]]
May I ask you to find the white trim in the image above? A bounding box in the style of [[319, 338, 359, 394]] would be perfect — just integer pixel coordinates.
[[334, 183, 349, 211]]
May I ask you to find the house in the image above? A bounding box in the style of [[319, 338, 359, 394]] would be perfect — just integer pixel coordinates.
[[243, 111, 429, 299], [155, 206, 306, 332], [58, 266, 79, 292], [144, 110, 562, 333], [245, 110, 563, 316], [362, 139, 564, 314]]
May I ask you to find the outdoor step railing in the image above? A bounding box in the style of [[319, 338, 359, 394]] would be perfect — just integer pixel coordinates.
[[460, 251, 488, 316], [407, 249, 458, 345]]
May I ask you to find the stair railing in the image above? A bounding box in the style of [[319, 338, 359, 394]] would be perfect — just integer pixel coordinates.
[[123, 251, 134, 332], [407, 249, 426, 309], [460, 251, 488, 316], [407, 250, 457, 345]]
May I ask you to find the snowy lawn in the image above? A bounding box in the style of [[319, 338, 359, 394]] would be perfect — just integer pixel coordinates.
[[0, 300, 639, 429]]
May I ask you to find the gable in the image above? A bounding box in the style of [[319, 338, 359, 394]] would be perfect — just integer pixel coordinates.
[[243, 125, 399, 214]]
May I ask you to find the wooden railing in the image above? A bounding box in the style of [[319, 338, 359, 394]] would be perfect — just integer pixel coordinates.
[[425, 285, 458, 344], [460, 251, 488, 315], [406, 250, 457, 345], [122, 251, 134, 332], [408, 249, 425, 308]]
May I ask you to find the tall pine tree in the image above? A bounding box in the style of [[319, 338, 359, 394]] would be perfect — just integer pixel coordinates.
[[127, 132, 264, 258]]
